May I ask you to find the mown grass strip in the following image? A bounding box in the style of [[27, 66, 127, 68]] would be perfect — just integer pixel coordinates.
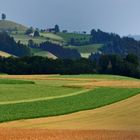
[[0, 89, 90, 105], [0, 87, 140, 123]]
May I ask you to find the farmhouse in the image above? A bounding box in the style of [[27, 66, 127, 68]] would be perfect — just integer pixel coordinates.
[[46, 28, 55, 33]]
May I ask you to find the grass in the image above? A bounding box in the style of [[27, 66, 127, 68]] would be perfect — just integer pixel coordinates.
[[0, 83, 81, 102], [40, 32, 63, 42], [0, 20, 27, 31], [0, 79, 34, 84], [0, 87, 139, 122], [57, 32, 91, 43], [11, 34, 47, 45], [65, 44, 103, 53], [30, 48, 57, 59]]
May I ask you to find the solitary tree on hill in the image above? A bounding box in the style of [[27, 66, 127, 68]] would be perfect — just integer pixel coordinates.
[[54, 25, 60, 33], [34, 30, 40, 37], [2, 13, 6, 20]]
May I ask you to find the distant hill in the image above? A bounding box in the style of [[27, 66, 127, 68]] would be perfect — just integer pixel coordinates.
[[129, 35, 140, 41], [89, 29, 140, 59], [0, 20, 28, 32]]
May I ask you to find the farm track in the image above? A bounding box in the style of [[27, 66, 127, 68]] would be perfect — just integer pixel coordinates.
[[0, 129, 139, 140], [0, 89, 91, 105]]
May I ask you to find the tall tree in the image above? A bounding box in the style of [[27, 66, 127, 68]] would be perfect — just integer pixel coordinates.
[[1, 13, 6, 20], [54, 25, 60, 33]]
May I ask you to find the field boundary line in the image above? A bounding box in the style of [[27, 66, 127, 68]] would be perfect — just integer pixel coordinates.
[[0, 89, 91, 105]]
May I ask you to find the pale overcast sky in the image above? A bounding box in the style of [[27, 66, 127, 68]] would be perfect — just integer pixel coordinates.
[[0, 0, 140, 35]]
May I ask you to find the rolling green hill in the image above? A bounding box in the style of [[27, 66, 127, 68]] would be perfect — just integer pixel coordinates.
[[0, 20, 28, 31], [0, 20, 102, 58]]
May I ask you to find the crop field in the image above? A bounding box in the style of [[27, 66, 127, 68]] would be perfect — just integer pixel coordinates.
[[0, 74, 140, 139]]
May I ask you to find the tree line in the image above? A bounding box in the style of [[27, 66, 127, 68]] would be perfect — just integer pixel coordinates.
[[0, 54, 140, 79], [0, 32, 31, 57], [90, 29, 140, 59]]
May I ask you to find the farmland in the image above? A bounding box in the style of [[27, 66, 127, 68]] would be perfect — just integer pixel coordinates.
[[0, 74, 140, 139]]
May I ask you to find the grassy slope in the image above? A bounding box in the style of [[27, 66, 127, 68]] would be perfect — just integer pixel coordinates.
[[0, 20, 102, 58], [40, 32, 63, 42], [0, 20, 27, 31], [0, 87, 140, 122], [0, 51, 12, 57], [30, 48, 57, 59], [57, 33, 103, 58], [11, 32, 63, 45], [11, 34, 47, 45], [57, 32, 91, 42], [10, 30, 102, 58]]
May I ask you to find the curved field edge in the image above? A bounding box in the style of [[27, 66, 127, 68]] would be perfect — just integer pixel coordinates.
[[0, 87, 140, 123], [4, 94, 140, 130]]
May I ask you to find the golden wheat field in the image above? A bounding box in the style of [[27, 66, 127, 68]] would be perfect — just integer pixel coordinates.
[[0, 129, 140, 140]]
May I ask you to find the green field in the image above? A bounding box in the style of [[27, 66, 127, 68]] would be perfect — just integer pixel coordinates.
[[57, 32, 91, 42], [0, 79, 34, 84], [0, 74, 140, 123], [11, 34, 48, 45], [0, 87, 139, 122], [11, 32, 64, 45]]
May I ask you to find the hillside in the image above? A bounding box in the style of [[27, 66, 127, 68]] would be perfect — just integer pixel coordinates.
[[0, 51, 13, 57], [0, 32, 31, 57], [31, 48, 57, 59], [0, 20, 28, 31], [1, 20, 140, 60]]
